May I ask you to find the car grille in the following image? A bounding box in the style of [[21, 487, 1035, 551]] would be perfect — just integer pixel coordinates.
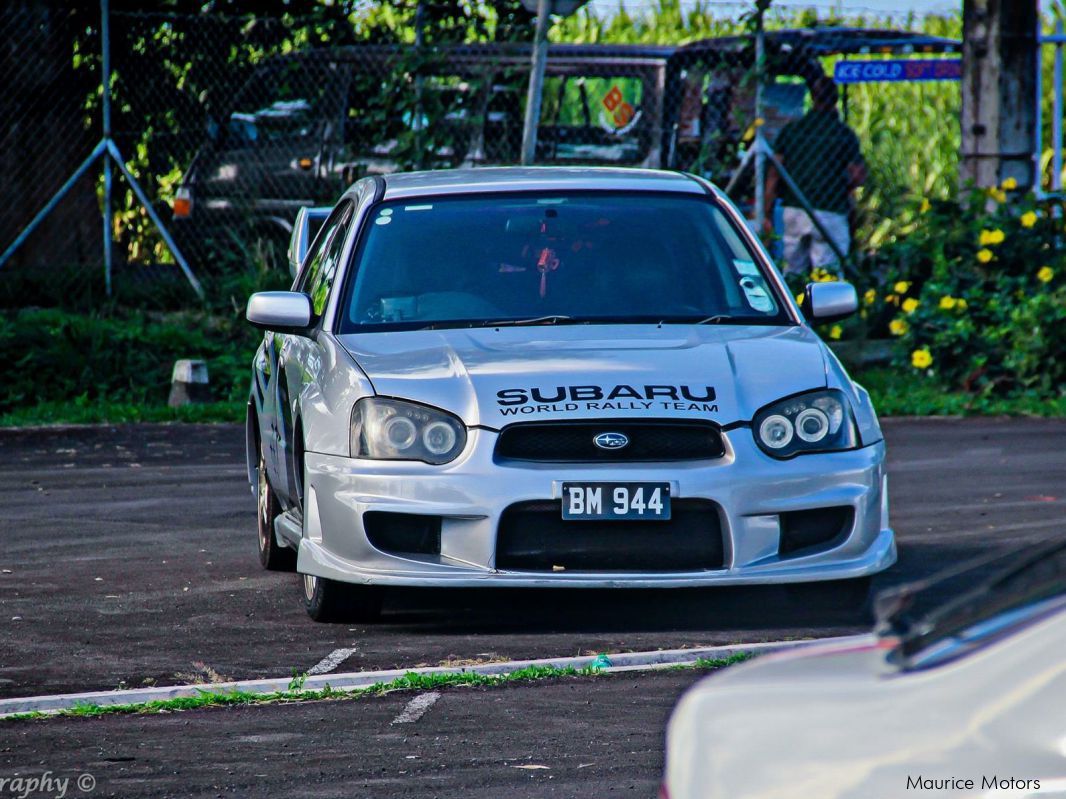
[[495, 499, 725, 572], [494, 420, 726, 463]]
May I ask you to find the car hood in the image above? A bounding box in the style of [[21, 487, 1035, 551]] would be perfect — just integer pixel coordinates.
[[336, 324, 827, 427]]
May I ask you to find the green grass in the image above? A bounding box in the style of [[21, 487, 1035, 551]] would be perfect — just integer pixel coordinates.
[[4, 654, 752, 722], [0, 400, 245, 428], [855, 368, 1066, 417]]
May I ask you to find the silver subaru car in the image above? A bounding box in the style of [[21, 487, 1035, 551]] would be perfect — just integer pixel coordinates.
[[245, 167, 895, 622]]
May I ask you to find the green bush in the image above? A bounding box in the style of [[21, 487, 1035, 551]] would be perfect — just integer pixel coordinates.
[[0, 308, 260, 413], [860, 185, 1065, 398]]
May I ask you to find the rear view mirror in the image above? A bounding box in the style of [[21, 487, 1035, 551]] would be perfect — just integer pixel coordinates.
[[805, 281, 858, 324], [246, 291, 312, 334]]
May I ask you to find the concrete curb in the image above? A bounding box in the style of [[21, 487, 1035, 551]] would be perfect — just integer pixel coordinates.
[[0, 635, 867, 718]]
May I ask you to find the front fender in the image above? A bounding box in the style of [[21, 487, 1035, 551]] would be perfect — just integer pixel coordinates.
[[821, 342, 883, 446]]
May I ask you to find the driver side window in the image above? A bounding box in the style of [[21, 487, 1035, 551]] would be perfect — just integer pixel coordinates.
[[297, 200, 354, 316]]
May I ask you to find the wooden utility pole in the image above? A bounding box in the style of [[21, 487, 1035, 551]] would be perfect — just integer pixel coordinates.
[[960, 0, 1039, 189]]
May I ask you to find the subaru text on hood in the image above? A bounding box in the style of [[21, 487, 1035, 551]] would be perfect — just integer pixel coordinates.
[[244, 167, 895, 622]]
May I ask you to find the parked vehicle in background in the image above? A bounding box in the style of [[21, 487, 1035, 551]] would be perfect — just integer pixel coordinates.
[[173, 30, 960, 270], [662, 28, 959, 185], [245, 166, 893, 623], [662, 538, 1066, 799], [172, 43, 672, 267]]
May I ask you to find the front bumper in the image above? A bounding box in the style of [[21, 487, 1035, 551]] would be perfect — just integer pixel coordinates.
[[295, 428, 895, 588]]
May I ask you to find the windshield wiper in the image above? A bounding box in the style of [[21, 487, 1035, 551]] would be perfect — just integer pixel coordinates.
[[658, 314, 738, 328], [488, 315, 575, 327]]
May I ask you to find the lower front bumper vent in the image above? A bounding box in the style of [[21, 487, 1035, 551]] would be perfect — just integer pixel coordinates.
[[495, 500, 724, 572], [364, 512, 442, 556], [779, 506, 854, 557]]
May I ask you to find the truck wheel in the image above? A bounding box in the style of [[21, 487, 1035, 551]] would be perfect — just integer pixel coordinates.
[[302, 574, 383, 623], [257, 442, 296, 571]]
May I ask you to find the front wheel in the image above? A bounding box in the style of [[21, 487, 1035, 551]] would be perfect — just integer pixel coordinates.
[[302, 574, 383, 623]]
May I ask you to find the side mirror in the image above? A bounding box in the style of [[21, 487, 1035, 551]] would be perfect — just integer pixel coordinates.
[[246, 291, 312, 334], [805, 281, 858, 324]]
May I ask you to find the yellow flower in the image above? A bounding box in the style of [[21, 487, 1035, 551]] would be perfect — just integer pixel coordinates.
[[885, 293, 899, 305], [902, 298, 919, 314], [919, 198, 931, 214], [893, 281, 910, 293], [939, 296, 957, 310], [889, 318, 909, 336], [863, 288, 877, 306], [956, 298, 967, 311], [989, 188, 1007, 204], [1020, 211, 1037, 228], [810, 267, 836, 283], [977, 248, 994, 264], [1001, 177, 1018, 191], [829, 325, 843, 340], [978, 229, 1005, 246], [795, 292, 805, 305], [911, 348, 933, 369], [1037, 265, 1055, 283]]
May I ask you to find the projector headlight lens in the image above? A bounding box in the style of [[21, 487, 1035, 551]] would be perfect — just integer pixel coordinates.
[[753, 390, 857, 458], [351, 398, 466, 464]]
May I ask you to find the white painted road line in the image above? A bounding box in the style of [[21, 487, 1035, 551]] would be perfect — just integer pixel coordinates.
[[307, 648, 358, 676], [0, 635, 868, 718], [391, 691, 441, 724]]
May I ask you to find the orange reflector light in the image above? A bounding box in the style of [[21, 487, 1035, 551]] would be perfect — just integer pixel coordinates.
[[173, 188, 192, 219], [298, 157, 313, 170]]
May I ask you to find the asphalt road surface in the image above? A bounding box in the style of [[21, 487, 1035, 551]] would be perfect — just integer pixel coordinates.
[[5, 669, 686, 798], [2, 418, 1064, 703]]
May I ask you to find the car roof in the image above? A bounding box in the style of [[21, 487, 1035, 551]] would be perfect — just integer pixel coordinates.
[[261, 42, 677, 66], [379, 167, 705, 200]]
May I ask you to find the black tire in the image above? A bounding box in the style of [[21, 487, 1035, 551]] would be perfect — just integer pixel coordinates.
[[257, 439, 297, 572], [786, 576, 873, 618], [301, 573, 383, 623]]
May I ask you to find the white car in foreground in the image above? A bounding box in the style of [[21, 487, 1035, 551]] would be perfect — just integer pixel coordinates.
[[245, 167, 894, 622], [663, 539, 1066, 799]]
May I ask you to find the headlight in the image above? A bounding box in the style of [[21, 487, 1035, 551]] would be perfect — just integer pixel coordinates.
[[752, 389, 857, 458], [351, 397, 467, 464]]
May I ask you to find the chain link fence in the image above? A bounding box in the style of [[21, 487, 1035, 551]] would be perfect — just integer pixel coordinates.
[[0, 5, 964, 306]]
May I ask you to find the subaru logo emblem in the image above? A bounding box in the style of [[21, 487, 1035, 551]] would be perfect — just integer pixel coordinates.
[[594, 432, 629, 450]]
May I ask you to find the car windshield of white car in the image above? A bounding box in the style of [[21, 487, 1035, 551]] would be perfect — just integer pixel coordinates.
[[893, 538, 1066, 671], [338, 192, 790, 332]]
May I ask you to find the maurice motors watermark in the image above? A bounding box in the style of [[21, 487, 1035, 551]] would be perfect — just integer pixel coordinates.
[[906, 775, 1041, 792], [0, 772, 94, 799]]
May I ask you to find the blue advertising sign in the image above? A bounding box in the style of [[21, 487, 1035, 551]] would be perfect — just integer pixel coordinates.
[[834, 59, 962, 84]]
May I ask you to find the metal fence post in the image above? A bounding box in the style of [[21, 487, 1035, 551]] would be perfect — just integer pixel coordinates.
[[1054, 14, 1064, 190], [0, 0, 203, 299], [101, 0, 113, 296], [753, 12, 766, 232], [521, 0, 550, 165]]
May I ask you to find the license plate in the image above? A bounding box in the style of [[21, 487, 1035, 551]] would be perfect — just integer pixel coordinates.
[[561, 482, 672, 521]]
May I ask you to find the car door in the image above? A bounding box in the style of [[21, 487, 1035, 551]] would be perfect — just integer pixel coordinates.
[[260, 201, 349, 508], [273, 198, 356, 510]]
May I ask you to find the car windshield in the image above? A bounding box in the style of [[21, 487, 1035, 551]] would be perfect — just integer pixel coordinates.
[[884, 538, 1066, 671], [338, 192, 789, 332]]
